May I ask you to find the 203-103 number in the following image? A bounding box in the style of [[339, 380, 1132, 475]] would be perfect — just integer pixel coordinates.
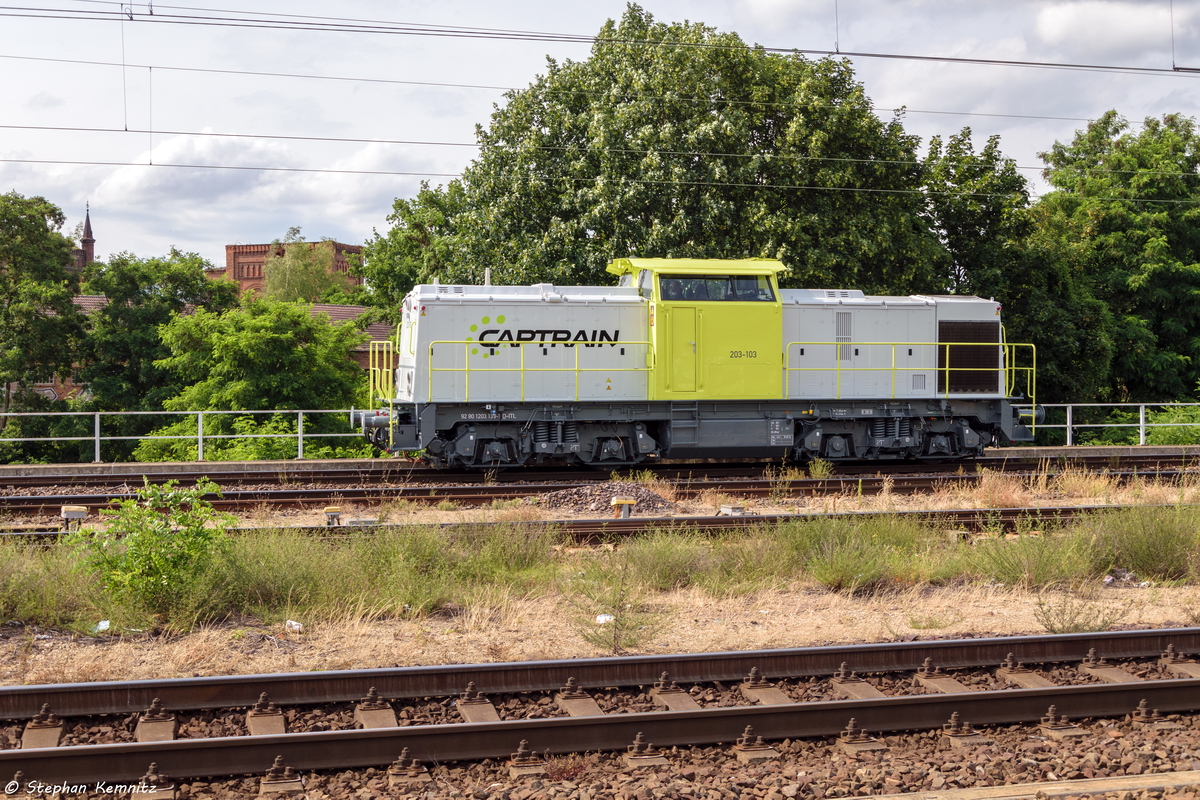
[[729, 350, 758, 358]]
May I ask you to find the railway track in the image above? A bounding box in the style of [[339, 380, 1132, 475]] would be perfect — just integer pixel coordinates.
[[10, 629, 1200, 785], [0, 467, 1193, 516], [0, 504, 1139, 541], [0, 449, 1195, 491]]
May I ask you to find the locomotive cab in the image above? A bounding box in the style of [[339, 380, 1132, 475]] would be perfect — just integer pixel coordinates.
[[607, 258, 787, 402]]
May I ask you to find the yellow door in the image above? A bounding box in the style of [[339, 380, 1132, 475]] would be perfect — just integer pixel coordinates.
[[671, 307, 697, 392]]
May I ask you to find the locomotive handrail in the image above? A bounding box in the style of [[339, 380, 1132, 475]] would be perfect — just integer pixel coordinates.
[[426, 339, 652, 403], [782, 341, 1035, 408]]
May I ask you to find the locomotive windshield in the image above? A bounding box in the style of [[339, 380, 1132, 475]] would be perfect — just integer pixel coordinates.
[[658, 274, 775, 302]]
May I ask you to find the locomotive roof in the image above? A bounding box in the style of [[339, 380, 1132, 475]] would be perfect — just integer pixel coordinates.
[[606, 257, 789, 277]]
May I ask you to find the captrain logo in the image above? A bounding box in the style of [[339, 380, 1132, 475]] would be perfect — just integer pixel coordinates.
[[465, 315, 619, 358]]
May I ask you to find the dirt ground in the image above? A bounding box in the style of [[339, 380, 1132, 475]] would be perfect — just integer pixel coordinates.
[[6, 582, 1199, 687]]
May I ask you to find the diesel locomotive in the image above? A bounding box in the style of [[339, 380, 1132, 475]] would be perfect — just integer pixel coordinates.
[[353, 258, 1036, 468]]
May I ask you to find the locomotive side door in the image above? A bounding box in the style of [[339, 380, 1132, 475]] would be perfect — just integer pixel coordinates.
[[669, 306, 698, 392]]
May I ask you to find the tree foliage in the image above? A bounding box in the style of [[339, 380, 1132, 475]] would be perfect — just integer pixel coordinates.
[[365, 4, 946, 301], [0, 192, 86, 417], [1035, 111, 1200, 401], [133, 299, 369, 461], [80, 248, 239, 413], [262, 227, 353, 303], [922, 130, 1113, 401], [154, 298, 366, 412], [361, 183, 465, 310]]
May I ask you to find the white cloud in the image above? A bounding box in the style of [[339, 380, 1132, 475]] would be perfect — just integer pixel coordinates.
[[1035, 1, 1174, 62], [24, 91, 63, 110]]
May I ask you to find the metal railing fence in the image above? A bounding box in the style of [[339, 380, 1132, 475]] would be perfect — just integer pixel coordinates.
[[0, 409, 363, 463], [1012, 402, 1200, 446]]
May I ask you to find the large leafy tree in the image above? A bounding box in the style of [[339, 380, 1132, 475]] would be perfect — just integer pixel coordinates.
[[0, 192, 86, 422], [923, 130, 1113, 402], [364, 4, 946, 302], [80, 248, 239, 412], [1034, 111, 1200, 401]]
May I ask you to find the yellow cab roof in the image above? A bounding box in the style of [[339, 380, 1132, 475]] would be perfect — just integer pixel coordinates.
[[606, 257, 789, 277]]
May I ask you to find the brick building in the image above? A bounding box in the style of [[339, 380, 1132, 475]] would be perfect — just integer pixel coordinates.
[[212, 241, 363, 296]]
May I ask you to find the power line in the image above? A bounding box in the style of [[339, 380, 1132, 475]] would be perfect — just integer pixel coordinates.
[[2, 5, 1197, 78], [4, 156, 1199, 206], [9, 122, 1200, 179], [0, 51, 1114, 127]]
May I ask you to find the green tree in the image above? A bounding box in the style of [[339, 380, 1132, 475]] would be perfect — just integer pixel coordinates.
[[80, 249, 239, 412], [134, 299, 369, 460], [262, 227, 351, 302], [365, 5, 946, 303], [0, 192, 86, 423], [922, 129, 1113, 402], [1035, 111, 1200, 401]]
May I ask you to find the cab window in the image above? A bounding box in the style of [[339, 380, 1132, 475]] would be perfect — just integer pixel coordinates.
[[658, 274, 775, 301]]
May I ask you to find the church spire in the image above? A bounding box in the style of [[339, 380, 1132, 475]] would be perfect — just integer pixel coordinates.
[[81, 203, 94, 265]]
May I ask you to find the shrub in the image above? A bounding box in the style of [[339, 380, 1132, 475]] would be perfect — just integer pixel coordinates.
[[67, 479, 234, 621]]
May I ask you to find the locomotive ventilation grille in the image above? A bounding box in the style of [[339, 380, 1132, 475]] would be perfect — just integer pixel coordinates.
[[937, 321, 1000, 394]]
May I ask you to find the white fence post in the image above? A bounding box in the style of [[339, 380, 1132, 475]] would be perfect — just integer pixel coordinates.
[[297, 411, 305, 460], [1139, 405, 1147, 446], [1065, 405, 1073, 446], [93, 413, 101, 462], [197, 412, 205, 461]]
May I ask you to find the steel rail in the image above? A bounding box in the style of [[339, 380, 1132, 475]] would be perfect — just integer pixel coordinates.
[[10, 679, 1200, 784], [0, 451, 1194, 492], [0, 503, 1141, 540], [5, 628, 1198, 719], [0, 468, 1190, 515]]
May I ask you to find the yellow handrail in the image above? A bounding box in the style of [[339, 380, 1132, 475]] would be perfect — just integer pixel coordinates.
[[783, 341, 1035, 408], [367, 340, 395, 404], [426, 339, 653, 403]]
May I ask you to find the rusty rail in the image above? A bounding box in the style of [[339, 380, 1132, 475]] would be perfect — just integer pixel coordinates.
[[10, 679, 1200, 784], [5, 628, 1199, 719]]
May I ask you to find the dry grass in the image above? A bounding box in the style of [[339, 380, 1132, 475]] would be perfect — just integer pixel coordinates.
[[972, 469, 1031, 508], [9, 582, 1197, 686], [1054, 463, 1117, 499]]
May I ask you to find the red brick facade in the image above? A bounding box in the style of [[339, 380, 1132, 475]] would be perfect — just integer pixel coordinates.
[[212, 241, 363, 296]]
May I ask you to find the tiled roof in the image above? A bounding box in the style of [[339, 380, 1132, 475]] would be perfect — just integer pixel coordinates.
[[72, 295, 109, 313], [69, 296, 394, 345], [308, 304, 395, 346]]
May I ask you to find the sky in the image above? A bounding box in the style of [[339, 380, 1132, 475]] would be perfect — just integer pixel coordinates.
[[1, 0, 1198, 266]]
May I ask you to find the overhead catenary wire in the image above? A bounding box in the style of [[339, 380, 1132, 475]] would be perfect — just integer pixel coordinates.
[[2, 156, 1198, 206], [6, 122, 1200, 180], [0, 52, 1113, 126], [1, 4, 1198, 78]]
